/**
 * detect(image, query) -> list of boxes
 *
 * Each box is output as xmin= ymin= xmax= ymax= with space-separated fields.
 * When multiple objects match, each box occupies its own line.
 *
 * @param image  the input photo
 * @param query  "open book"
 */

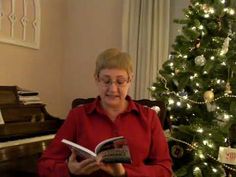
xmin=61 ymin=136 xmax=132 ymax=163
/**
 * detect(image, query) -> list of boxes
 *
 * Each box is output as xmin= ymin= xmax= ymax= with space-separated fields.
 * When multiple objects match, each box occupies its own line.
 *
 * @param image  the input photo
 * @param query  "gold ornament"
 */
xmin=202 ymin=4 xmax=209 ymax=13
xmin=203 ymin=90 xmax=214 ymax=102
xmin=217 ymin=18 xmax=222 ymax=31
xmin=175 ymin=69 xmax=180 ymax=74
xmin=195 ymin=38 xmax=201 ymax=48
xmin=225 ymin=82 xmax=232 ymax=94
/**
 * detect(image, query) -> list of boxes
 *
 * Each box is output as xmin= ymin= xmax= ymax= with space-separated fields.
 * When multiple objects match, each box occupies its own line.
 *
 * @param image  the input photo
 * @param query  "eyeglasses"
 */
xmin=98 ymin=77 xmax=130 ymax=88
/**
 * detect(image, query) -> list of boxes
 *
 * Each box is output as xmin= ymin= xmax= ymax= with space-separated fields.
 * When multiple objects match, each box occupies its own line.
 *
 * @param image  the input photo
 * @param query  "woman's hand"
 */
xmin=67 ymin=149 xmax=100 ymax=175
xmin=98 ymin=162 xmax=126 ymax=177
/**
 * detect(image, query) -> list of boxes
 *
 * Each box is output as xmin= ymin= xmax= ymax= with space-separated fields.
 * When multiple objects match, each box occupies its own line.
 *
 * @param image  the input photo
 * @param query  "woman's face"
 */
xmin=96 ymin=68 xmax=131 ymax=108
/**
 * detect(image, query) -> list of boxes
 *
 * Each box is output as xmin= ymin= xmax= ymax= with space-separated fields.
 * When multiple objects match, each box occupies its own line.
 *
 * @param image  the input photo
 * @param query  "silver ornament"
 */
xmin=206 ymin=102 xmax=217 ymax=112
xmin=220 ymin=36 xmax=231 ymax=55
xmin=193 ymin=166 xmax=203 ymax=177
xmin=195 ymin=55 xmax=206 ymax=66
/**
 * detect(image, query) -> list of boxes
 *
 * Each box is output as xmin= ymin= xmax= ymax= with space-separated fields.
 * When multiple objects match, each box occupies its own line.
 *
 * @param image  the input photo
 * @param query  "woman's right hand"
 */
xmin=68 ymin=149 xmax=100 ymax=175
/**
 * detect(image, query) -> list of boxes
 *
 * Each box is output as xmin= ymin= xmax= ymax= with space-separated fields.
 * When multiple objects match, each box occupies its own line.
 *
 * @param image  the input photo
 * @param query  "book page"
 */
xmin=0 ymin=109 xmax=5 ymax=125
xmin=61 ymin=139 xmax=96 ymax=158
xmin=62 ymin=137 xmax=132 ymax=163
xmin=95 ymin=136 xmax=125 ymax=154
xmin=95 ymin=136 xmax=132 ymax=164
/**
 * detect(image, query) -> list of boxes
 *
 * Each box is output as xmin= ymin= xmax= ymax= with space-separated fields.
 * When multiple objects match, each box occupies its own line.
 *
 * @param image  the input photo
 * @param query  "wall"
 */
xmin=0 ymin=0 xmax=187 ymax=119
xmin=169 ymin=0 xmax=189 ymax=52
xmin=0 ymin=0 xmax=124 ymax=118
xmin=0 ymin=0 xmax=66 ymax=118
xmin=62 ymin=0 xmax=124 ymax=116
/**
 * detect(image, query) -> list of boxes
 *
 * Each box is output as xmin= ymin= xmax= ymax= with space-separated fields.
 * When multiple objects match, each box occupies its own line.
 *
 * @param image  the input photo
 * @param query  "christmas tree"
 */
xmin=150 ymin=0 xmax=236 ymax=176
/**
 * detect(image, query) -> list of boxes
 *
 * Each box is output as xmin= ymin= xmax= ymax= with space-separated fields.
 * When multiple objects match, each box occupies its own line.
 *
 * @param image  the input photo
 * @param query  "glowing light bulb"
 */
xmin=197 ymin=128 xmax=203 ymax=133
xmin=229 ymin=9 xmax=235 ymax=15
xmin=168 ymin=98 xmax=174 ymax=105
xmin=187 ymin=104 xmax=191 ymax=109
xmin=199 ymin=25 xmax=204 ymax=30
xmin=203 ymin=140 xmax=208 ymax=145
xmin=150 ymin=86 xmax=156 ymax=91
xmin=208 ymin=143 xmax=213 ymax=148
xmin=209 ymin=8 xmax=215 ymax=14
xmin=221 ymin=62 xmax=226 ymax=65
xmin=199 ymin=153 xmax=205 ymax=159
xmin=221 ymin=0 xmax=225 ymax=3
xmin=193 ymin=167 xmax=201 ymax=174
xmin=224 ymin=114 xmax=230 ymax=121
xmin=176 ymin=101 xmax=181 ymax=107
xmin=212 ymin=168 xmax=217 ymax=173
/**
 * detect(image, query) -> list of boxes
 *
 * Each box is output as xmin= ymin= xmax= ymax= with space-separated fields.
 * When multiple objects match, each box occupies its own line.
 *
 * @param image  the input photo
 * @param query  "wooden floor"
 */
xmin=0 ymin=154 xmax=39 ymax=177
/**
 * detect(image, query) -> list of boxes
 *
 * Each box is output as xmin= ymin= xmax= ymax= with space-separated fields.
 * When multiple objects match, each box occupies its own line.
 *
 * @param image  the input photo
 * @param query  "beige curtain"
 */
xmin=122 ymin=0 xmax=170 ymax=99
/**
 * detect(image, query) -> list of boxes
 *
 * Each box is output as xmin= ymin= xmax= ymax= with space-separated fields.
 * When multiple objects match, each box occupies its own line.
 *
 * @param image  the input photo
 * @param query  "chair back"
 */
xmin=72 ymin=98 xmax=171 ymax=129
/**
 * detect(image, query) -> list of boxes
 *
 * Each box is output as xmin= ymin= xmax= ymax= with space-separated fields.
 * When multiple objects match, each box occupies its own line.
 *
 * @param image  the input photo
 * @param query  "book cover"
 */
xmin=61 ymin=136 xmax=132 ymax=164
xmin=17 ymin=87 xmax=39 ymax=95
xmin=18 ymin=91 xmax=39 ymax=96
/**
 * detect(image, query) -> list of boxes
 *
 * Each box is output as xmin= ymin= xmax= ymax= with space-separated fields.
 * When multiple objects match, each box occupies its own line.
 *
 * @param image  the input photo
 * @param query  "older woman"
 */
xmin=38 ymin=48 xmax=172 ymax=177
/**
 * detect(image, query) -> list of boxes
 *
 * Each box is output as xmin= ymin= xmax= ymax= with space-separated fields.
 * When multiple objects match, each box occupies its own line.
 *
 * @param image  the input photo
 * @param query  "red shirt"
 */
xmin=38 ymin=97 xmax=172 ymax=177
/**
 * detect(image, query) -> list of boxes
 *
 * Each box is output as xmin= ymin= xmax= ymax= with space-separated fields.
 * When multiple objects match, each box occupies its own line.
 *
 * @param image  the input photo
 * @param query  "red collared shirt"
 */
xmin=38 ymin=97 xmax=172 ymax=177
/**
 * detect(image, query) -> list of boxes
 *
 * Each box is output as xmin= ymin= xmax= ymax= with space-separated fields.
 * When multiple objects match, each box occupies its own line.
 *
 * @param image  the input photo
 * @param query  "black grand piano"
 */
xmin=0 ymin=86 xmax=63 ymax=177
